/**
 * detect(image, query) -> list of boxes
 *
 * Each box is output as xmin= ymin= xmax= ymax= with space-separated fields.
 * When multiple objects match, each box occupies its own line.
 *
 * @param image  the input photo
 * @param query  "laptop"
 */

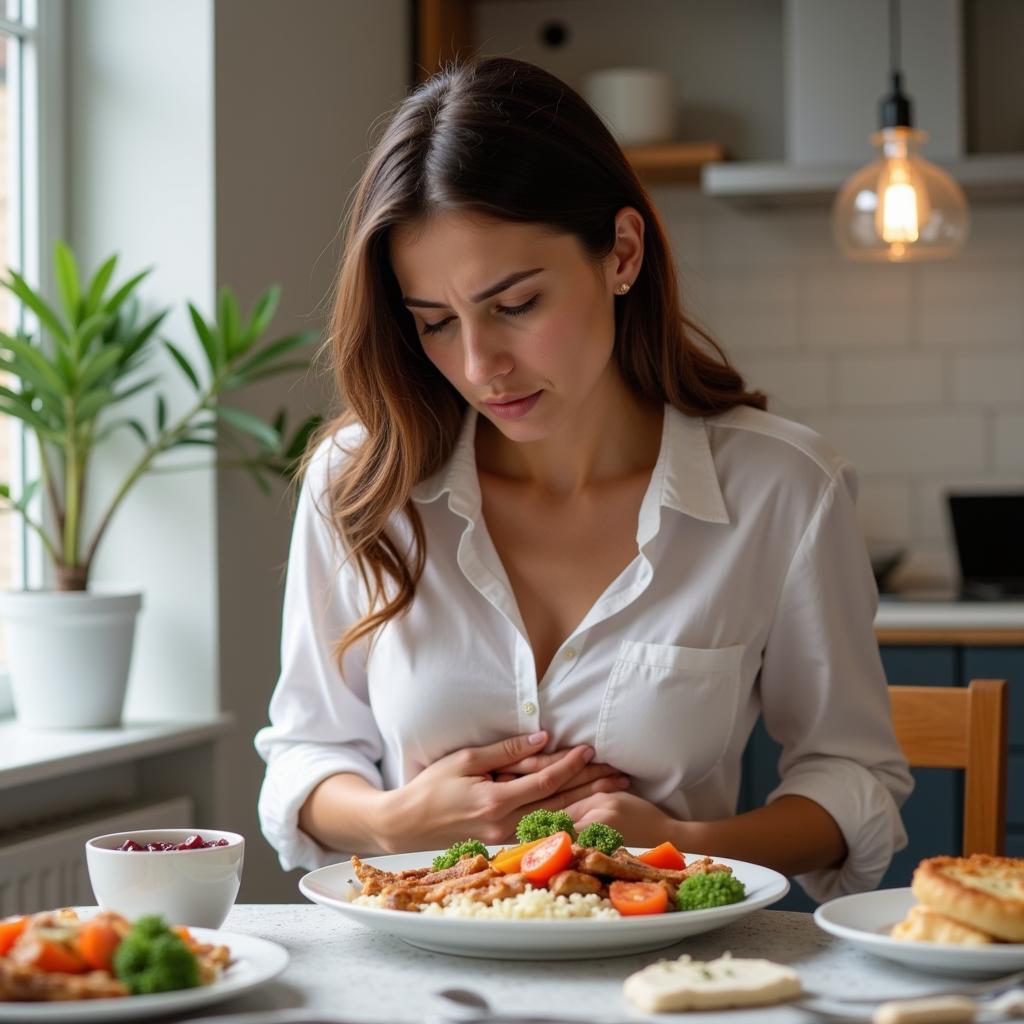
xmin=947 ymin=492 xmax=1024 ymax=600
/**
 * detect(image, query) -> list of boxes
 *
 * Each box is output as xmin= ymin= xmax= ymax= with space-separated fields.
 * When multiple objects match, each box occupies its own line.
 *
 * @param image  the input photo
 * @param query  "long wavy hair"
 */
xmin=308 ymin=56 xmax=766 ymax=666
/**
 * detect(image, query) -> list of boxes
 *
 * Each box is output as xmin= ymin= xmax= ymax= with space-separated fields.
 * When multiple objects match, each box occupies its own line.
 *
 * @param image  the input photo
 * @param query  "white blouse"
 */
xmin=255 ymin=404 xmax=912 ymax=901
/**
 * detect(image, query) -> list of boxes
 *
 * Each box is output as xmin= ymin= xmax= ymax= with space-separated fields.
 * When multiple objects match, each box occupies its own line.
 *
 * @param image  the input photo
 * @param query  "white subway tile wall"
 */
xmin=655 ymin=189 xmax=1024 ymax=588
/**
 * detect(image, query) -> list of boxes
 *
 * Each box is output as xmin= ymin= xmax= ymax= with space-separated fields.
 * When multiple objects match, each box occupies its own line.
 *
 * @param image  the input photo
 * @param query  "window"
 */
xmin=0 ymin=0 xmax=65 ymax=663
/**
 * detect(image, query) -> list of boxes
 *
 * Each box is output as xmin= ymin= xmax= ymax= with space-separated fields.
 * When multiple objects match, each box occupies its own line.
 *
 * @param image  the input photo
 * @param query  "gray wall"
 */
xmin=213 ymin=0 xmax=409 ymax=902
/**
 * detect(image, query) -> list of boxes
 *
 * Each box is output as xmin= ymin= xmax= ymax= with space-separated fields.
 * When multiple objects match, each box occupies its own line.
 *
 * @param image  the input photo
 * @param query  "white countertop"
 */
xmin=173 ymin=903 xmax=992 ymax=1023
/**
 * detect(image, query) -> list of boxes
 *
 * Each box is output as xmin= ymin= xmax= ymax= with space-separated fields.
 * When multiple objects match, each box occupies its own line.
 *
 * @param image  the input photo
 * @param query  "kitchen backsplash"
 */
xmin=653 ymin=187 xmax=1024 ymax=589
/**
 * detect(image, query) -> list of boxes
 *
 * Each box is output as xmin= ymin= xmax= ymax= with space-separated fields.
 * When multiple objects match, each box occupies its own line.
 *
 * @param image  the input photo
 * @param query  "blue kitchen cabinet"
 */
xmin=739 ymin=646 xmax=958 ymax=911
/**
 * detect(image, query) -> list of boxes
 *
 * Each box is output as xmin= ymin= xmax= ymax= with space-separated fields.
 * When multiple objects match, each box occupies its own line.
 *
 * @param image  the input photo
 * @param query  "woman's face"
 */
xmin=389 ymin=209 xmax=642 ymax=443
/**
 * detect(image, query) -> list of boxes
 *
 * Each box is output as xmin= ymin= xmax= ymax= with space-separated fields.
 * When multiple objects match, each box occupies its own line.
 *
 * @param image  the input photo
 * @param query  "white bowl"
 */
xmin=86 ymin=828 xmax=244 ymax=928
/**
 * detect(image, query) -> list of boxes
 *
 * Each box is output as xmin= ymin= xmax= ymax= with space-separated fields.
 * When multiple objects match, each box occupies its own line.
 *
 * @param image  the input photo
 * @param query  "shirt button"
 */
xmin=563 ymin=647 xmax=577 ymax=661
xmin=522 ymin=701 xmax=537 ymax=715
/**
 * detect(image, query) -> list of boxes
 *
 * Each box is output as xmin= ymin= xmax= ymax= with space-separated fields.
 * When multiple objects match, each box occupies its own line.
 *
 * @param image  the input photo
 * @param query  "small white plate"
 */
xmin=814 ymin=887 xmax=1024 ymax=978
xmin=0 ymin=927 xmax=289 ymax=1021
xmin=299 ymin=848 xmax=788 ymax=960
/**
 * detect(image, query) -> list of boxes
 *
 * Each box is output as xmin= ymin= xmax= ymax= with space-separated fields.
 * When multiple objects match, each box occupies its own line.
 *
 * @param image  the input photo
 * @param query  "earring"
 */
xmin=615 ymin=282 xmax=631 ymax=295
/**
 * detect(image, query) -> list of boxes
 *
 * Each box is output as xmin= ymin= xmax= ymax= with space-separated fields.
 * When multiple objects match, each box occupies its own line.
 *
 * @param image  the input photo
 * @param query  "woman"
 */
xmin=256 ymin=57 xmax=912 ymax=902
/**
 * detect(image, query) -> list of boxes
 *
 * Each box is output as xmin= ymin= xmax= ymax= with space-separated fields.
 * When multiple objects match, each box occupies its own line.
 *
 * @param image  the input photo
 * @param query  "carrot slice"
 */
xmin=637 ymin=841 xmax=686 ymax=871
xmin=0 ymin=916 xmax=28 ymax=957
xmin=609 ymin=880 xmax=669 ymax=916
xmin=520 ymin=831 xmax=574 ymax=885
xmin=17 ymin=937 xmax=88 ymax=974
xmin=491 ymin=837 xmax=546 ymax=874
xmin=75 ymin=919 xmax=122 ymax=971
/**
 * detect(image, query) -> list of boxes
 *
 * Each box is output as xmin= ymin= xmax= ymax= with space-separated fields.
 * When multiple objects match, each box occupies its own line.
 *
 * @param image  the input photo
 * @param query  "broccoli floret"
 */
xmin=515 ymin=809 xmax=577 ymax=844
xmin=576 ymin=822 xmax=624 ymax=855
xmin=431 ymin=838 xmax=489 ymax=871
xmin=675 ymin=872 xmax=747 ymax=911
xmin=112 ymin=915 xmax=200 ymax=995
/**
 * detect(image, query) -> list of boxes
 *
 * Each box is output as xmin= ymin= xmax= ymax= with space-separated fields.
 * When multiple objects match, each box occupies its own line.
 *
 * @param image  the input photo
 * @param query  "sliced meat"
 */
xmin=381 ymin=866 xmax=499 ymax=911
xmin=548 ymin=870 xmax=607 ymax=898
xmin=459 ymin=873 xmax=529 ymax=905
xmin=351 ymin=853 xmax=490 ymax=896
xmin=576 ymin=848 xmax=690 ymax=884
xmin=419 ymin=854 xmax=491 ymax=885
xmin=682 ymin=856 xmax=732 ymax=878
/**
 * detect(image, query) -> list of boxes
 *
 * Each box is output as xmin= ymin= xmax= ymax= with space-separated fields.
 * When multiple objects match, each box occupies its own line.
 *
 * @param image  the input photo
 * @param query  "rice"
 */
xmin=353 ymin=885 xmax=621 ymax=919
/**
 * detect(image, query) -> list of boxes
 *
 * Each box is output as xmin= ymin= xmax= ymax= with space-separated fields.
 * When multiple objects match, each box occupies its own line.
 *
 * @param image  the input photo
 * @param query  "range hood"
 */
xmin=700 ymin=0 xmax=1024 ymax=204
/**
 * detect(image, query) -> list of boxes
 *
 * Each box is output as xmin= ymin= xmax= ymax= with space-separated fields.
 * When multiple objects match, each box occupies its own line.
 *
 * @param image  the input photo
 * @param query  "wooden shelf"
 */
xmin=622 ymin=142 xmax=726 ymax=183
xmin=413 ymin=1 xmax=726 ymax=185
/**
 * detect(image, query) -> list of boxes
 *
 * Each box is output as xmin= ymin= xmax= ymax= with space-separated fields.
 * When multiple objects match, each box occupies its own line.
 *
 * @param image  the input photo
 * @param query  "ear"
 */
xmin=604 ymin=207 xmax=645 ymax=293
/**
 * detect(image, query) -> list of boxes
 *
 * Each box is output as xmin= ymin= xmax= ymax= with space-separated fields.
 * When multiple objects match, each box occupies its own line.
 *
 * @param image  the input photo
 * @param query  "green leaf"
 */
xmin=232 ymin=331 xmax=315 ymax=381
xmin=103 ymin=267 xmax=152 ymax=317
xmin=83 ymin=253 xmax=118 ymax=317
xmin=76 ymin=388 xmax=115 ymax=422
xmin=228 ymin=362 xmax=311 ymax=389
xmin=0 ymin=482 xmax=8 ymax=499
xmin=189 ymin=303 xmax=222 ymax=372
xmin=0 ymin=331 xmax=69 ymax=397
xmin=121 ymin=309 xmax=168 ymax=363
xmin=4 ymin=269 xmax=72 ymax=350
xmin=13 ymin=478 xmax=41 ymax=513
xmin=214 ymin=404 xmax=281 ymax=450
xmin=93 ymin=416 xmax=149 ymax=445
xmin=78 ymin=345 xmax=125 ymax=392
xmin=54 ymin=241 xmax=82 ymax=323
xmin=244 ymin=284 xmax=281 ymax=343
xmin=108 ymin=374 xmax=160 ymax=405
xmin=156 ymin=394 xmax=167 ymax=431
xmin=164 ymin=340 xmax=201 ymax=389
xmin=0 ymin=396 xmax=57 ymax=436
xmin=218 ymin=288 xmax=243 ymax=356
xmin=75 ymin=312 xmax=112 ymax=358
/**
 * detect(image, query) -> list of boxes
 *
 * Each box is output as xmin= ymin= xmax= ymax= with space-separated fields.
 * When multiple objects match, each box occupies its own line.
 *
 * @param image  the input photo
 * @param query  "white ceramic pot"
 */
xmin=583 ymin=67 xmax=676 ymax=146
xmin=0 ymin=589 xmax=143 ymax=728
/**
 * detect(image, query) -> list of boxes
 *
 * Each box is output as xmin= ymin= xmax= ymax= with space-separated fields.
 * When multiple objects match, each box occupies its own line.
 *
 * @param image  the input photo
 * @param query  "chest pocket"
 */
xmin=595 ymin=641 xmax=745 ymax=788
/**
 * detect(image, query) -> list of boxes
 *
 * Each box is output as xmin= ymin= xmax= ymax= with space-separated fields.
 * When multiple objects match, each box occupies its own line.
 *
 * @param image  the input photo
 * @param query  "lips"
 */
xmin=482 ymin=390 xmax=542 ymax=420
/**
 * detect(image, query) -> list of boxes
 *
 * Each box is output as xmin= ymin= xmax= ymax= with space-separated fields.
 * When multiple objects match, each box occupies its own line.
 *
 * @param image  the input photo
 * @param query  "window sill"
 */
xmin=0 ymin=714 xmax=234 ymax=789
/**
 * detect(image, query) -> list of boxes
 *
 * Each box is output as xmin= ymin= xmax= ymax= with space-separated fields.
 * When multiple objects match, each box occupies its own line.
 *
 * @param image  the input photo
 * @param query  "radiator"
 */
xmin=0 ymin=796 xmax=194 ymax=916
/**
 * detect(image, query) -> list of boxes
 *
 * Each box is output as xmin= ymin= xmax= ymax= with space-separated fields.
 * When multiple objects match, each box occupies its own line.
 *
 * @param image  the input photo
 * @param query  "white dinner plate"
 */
xmin=0 ymin=927 xmax=289 ymax=1021
xmin=814 ymin=887 xmax=1024 ymax=977
xmin=299 ymin=847 xmax=789 ymax=959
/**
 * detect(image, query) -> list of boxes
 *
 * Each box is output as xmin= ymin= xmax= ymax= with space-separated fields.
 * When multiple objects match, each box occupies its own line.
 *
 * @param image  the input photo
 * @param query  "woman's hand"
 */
xmin=380 ymin=731 xmax=628 ymax=852
xmin=564 ymin=791 xmax=685 ymax=850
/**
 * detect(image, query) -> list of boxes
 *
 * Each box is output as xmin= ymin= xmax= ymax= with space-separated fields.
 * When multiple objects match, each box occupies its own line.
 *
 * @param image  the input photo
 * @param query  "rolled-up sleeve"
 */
xmin=254 ymin=435 xmax=384 ymax=872
xmin=759 ymin=461 xmax=913 ymax=902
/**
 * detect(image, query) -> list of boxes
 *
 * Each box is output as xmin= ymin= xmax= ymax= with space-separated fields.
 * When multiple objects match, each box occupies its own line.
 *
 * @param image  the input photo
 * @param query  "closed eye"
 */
xmin=420 ymin=295 xmax=540 ymax=336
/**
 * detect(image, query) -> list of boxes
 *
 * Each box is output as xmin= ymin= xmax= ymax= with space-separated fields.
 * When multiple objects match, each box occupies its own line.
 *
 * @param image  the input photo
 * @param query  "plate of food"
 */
xmin=298 ymin=814 xmax=789 ymax=959
xmin=0 ymin=908 xmax=288 ymax=1019
xmin=814 ymin=854 xmax=1024 ymax=977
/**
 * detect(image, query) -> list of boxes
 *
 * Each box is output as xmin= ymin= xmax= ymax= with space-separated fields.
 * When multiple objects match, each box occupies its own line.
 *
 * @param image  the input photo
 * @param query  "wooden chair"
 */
xmin=888 ymin=678 xmax=1008 ymax=856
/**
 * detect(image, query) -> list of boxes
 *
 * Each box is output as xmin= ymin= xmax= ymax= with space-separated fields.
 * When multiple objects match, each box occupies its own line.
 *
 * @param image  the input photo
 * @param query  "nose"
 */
xmin=462 ymin=323 xmax=513 ymax=386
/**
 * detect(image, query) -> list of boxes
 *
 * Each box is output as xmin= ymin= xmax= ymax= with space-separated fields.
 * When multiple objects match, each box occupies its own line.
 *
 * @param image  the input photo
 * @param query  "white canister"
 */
xmin=583 ymin=67 xmax=676 ymax=147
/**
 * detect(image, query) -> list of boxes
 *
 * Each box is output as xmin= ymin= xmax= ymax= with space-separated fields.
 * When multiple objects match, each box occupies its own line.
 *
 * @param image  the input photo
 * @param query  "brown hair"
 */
xmin=309 ymin=57 xmax=766 ymax=665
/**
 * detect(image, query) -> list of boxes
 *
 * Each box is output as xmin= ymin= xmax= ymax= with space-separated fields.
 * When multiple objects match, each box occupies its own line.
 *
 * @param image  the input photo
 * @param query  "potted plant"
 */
xmin=0 ymin=242 xmax=320 ymax=728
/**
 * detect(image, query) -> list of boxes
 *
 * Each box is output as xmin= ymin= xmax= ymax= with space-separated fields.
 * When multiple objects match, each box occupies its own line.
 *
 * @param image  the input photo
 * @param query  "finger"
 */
xmin=549 ymin=764 xmax=624 ymax=794
xmin=497 ymin=748 xmax=578 ymax=776
xmin=514 ymin=775 xmax=625 ymax=819
xmin=457 ymin=731 xmax=549 ymax=775
xmin=496 ymin=745 xmax=594 ymax=806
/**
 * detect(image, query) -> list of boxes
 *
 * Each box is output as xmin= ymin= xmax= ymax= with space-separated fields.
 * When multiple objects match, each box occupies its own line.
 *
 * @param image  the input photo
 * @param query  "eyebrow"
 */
xmin=401 ymin=268 xmax=544 ymax=309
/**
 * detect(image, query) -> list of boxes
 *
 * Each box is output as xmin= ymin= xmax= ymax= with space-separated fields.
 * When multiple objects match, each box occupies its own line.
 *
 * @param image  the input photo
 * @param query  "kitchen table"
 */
xmin=168 ymin=903 xmax=989 ymax=1023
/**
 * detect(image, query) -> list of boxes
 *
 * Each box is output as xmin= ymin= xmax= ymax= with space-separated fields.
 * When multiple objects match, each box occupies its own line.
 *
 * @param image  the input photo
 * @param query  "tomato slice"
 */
xmin=637 ymin=841 xmax=686 ymax=871
xmin=609 ymin=880 xmax=669 ymax=916
xmin=519 ymin=831 xmax=574 ymax=884
xmin=491 ymin=837 xmax=546 ymax=875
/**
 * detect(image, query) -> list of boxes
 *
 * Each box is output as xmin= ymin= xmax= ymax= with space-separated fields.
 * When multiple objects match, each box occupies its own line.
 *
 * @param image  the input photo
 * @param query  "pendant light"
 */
xmin=831 ymin=0 xmax=969 ymax=262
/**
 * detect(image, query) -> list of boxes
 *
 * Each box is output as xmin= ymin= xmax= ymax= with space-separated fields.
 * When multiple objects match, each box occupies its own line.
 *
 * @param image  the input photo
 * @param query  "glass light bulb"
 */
xmin=832 ymin=127 xmax=969 ymax=262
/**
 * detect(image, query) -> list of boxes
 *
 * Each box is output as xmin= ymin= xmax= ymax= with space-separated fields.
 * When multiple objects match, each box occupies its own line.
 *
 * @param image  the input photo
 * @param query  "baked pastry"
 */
xmin=911 ymin=854 xmax=1024 ymax=942
xmin=890 ymin=902 xmax=996 ymax=945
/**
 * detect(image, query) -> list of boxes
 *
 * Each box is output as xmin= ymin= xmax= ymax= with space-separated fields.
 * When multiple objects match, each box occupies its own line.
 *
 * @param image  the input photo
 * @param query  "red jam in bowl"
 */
xmin=116 ymin=835 xmax=230 ymax=852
